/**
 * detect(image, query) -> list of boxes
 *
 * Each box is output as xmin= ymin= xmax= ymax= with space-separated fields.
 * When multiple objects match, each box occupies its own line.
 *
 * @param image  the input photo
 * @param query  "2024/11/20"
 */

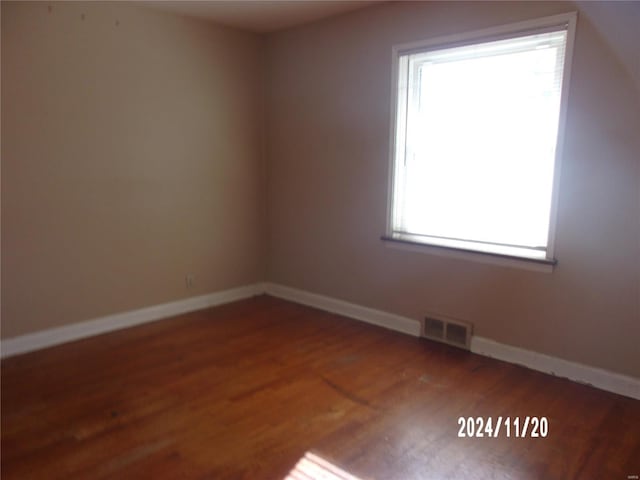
xmin=457 ymin=416 xmax=548 ymax=438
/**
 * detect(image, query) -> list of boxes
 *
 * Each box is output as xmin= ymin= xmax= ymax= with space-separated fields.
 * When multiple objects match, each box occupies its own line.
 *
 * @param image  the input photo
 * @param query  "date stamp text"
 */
xmin=457 ymin=416 xmax=548 ymax=438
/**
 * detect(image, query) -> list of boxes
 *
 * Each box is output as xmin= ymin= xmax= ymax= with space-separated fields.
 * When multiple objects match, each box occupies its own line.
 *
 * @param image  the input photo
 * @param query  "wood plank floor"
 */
xmin=2 ymin=295 xmax=639 ymax=479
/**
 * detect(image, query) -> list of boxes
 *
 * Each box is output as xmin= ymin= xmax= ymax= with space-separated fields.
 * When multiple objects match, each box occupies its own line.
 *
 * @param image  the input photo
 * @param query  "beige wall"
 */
xmin=266 ymin=2 xmax=640 ymax=377
xmin=1 ymin=2 xmax=265 ymax=338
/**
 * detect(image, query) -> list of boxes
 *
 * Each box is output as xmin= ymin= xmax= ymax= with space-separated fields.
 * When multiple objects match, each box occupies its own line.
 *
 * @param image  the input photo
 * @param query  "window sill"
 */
xmin=381 ymin=235 xmax=557 ymax=273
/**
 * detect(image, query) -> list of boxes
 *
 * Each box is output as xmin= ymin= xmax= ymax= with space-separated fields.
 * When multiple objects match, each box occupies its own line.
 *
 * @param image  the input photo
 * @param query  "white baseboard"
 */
xmin=264 ymin=282 xmax=640 ymax=400
xmin=263 ymin=282 xmax=421 ymax=336
xmin=470 ymin=337 xmax=640 ymax=400
xmin=3 ymin=281 xmax=638 ymax=400
xmin=1 ymin=283 xmax=265 ymax=359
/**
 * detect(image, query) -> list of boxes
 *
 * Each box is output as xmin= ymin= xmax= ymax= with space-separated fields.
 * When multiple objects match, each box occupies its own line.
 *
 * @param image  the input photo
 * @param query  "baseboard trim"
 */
xmin=470 ymin=337 xmax=640 ymax=400
xmin=263 ymin=282 xmax=421 ymax=337
xmin=3 ymin=281 xmax=638 ymax=400
xmin=1 ymin=283 xmax=265 ymax=359
xmin=264 ymin=282 xmax=639 ymax=400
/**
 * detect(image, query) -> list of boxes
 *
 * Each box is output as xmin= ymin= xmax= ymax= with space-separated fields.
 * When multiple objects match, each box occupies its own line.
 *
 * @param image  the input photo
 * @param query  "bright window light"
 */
xmin=388 ymin=15 xmax=576 ymax=262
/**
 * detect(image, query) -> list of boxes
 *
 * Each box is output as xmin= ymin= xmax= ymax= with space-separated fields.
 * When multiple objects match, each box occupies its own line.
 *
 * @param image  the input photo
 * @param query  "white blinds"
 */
xmin=392 ymin=28 xmax=568 ymax=258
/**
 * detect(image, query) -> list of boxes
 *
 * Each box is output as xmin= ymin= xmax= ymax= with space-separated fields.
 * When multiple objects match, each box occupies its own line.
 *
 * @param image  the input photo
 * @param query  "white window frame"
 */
xmin=384 ymin=12 xmax=577 ymax=273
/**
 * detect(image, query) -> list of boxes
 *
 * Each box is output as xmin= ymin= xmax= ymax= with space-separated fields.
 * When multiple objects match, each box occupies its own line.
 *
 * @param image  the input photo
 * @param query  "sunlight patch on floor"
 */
xmin=285 ymin=452 xmax=363 ymax=480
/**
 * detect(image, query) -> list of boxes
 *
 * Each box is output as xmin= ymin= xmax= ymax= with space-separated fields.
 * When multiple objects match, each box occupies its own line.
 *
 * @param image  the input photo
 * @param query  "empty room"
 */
xmin=1 ymin=1 xmax=639 ymax=478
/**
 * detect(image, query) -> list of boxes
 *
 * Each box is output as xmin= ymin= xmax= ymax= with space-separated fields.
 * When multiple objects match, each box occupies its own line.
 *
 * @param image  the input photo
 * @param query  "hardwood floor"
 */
xmin=2 ymin=295 xmax=639 ymax=479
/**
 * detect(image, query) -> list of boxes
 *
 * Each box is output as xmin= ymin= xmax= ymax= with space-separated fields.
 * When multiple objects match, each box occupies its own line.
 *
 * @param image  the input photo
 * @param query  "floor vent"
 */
xmin=421 ymin=314 xmax=472 ymax=350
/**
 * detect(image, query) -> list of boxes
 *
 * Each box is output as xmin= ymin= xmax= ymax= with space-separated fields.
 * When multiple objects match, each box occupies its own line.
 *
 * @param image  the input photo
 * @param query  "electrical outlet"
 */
xmin=185 ymin=274 xmax=194 ymax=289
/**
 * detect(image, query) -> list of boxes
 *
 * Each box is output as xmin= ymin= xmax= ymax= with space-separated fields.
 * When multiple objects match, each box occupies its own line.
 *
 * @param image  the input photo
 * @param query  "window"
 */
xmin=385 ymin=13 xmax=577 ymax=266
